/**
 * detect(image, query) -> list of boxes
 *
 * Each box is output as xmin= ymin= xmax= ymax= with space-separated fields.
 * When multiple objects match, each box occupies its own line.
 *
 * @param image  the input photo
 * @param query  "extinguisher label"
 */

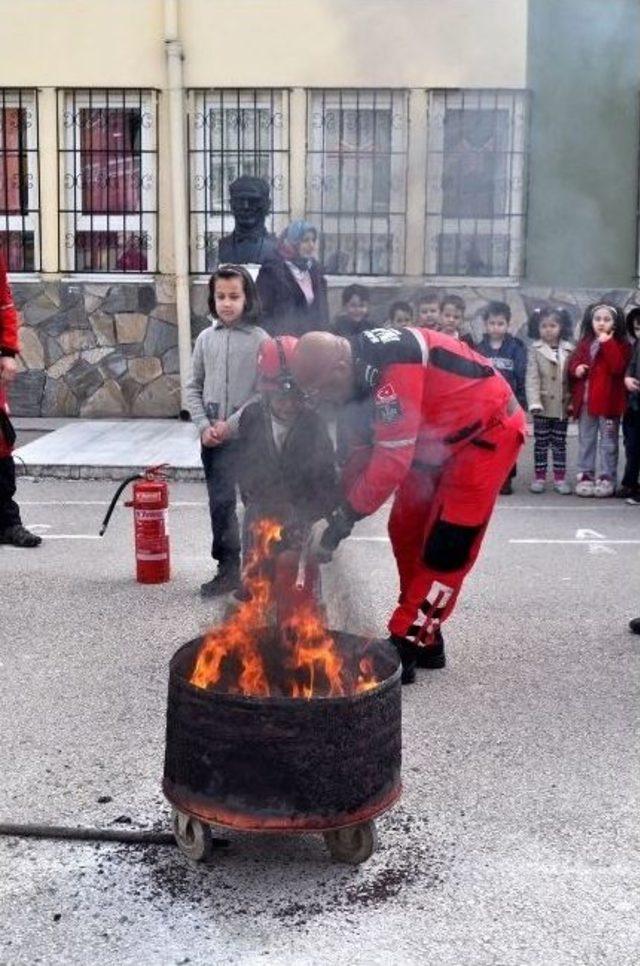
xmin=137 ymin=491 xmax=164 ymax=504
xmin=134 ymin=509 xmax=169 ymax=557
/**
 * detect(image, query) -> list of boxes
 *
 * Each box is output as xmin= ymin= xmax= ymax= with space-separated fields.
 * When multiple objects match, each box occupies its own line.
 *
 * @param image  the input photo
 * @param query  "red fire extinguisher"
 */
xmin=99 ymin=465 xmax=170 ymax=584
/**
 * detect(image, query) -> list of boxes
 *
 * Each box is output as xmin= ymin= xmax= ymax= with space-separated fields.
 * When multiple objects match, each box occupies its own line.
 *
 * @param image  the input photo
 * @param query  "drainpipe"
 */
xmin=164 ymin=0 xmax=192 ymax=416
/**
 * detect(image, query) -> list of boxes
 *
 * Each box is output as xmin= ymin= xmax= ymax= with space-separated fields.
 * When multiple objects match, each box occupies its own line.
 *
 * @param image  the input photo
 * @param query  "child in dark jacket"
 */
xmin=237 ymin=336 xmax=339 ymax=617
xmin=568 ymin=302 xmax=631 ymax=498
xmin=476 ymin=300 xmax=527 ymax=493
xmin=333 ymin=284 xmax=372 ymax=338
xmin=619 ymin=307 xmax=640 ymax=501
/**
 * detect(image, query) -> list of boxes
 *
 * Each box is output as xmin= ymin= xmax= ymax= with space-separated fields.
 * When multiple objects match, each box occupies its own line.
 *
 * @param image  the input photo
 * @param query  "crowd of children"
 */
xmin=187 ymin=266 xmax=640 ymax=594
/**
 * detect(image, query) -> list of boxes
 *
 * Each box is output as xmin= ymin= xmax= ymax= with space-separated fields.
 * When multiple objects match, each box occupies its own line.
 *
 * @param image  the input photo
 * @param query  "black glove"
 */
xmin=319 ymin=503 xmax=362 ymax=555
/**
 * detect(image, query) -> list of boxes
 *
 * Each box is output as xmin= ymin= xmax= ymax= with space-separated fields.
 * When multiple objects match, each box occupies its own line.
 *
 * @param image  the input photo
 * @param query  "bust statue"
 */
xmin=216 ymin=175 xmax=278 ymax=268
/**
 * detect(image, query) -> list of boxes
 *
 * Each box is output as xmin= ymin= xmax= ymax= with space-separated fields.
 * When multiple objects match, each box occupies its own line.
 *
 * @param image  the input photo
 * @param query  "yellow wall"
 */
xmin=0 ymin=0 xmax=527 ymax=276
xmin=1 ymin=0 xmax=527 ymax=88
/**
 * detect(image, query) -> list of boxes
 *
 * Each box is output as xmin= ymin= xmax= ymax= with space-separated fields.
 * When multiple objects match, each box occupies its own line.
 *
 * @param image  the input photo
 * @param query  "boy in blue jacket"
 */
xmin=476 ymin=301 xmax=527 ymax=493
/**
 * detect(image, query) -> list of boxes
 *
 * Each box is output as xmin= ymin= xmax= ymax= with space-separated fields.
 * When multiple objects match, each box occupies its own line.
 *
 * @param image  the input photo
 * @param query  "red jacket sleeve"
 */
xmin=598 ymin=337 xmax=631 ymax=375
xmin=567 ymin=340 xmax=589 ymax=381
xmin=344 ymin=362 xmax=424 ymax=516
xmin=0 ymin=260 xmax=20 ymax=356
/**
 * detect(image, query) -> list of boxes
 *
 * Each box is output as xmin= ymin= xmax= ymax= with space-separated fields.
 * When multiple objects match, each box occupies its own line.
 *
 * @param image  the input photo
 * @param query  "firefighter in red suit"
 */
xmin=0 ymin=258 xmax=41 ymax=547
xmin=291 ymin=326 xmax=525 ymax=684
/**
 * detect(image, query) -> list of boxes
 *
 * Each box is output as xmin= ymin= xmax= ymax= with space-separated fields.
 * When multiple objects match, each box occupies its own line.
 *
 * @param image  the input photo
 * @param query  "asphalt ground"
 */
xmin=1 ymin=439 xmax=639 ymax=966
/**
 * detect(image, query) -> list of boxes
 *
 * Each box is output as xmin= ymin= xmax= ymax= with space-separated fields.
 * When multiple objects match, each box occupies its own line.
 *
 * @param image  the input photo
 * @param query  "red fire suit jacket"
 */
xmin=0 ymin=259 xmax=20 ymax=457
xmin=567 ymin=336 xmax=631 ymax=419
xmin=340 ymin=327 xmax=515 ymax=518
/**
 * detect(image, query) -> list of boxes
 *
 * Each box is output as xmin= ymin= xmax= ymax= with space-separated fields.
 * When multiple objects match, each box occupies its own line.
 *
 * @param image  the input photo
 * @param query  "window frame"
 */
xmin=424 ymin=88 xmax=530 ymax=281
xmin=0 ymin=88 xmax=40 ymax=273
xmin=57 ymin=88 xmax=159 ymax=275
xmin=305 ymin=88 xmax=409 ymax=276
xmin=188 ymin=87 xmax=291 ymax=275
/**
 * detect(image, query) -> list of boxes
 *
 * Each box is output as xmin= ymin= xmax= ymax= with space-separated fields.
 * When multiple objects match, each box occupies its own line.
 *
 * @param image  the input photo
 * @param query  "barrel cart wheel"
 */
xmin=171 ymin=807 xmax=213 ymax=862
xmin=323 ymin=820 xmax=378 ymax=864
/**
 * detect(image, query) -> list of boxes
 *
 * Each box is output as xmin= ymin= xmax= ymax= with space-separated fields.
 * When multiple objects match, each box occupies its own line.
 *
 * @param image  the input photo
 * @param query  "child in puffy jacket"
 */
xmin=526 ymin=307 xmax=574 ymax=494
xmin=568 ymin=302 xmax=631 ymax=498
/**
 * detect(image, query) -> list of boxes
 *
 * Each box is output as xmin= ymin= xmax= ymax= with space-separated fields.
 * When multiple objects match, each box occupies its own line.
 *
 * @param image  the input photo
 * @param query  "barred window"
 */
xmin=189 ymin=89 xmax=290 ymax=273
xmin=0 ymin=89 xmax=39 ymax=272
xmin=58 ymin=89 xmax=158 ymax=273
xmin=425 ymin=90 xmax=529 ymax=278
xmin=306 ymin=90 xmax=408 ymax=275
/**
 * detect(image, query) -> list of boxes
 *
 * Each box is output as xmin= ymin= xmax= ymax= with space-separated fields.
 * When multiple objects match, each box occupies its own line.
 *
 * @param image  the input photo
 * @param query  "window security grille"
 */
xmin=57 ymin=89 xmax=158 ymax=273
xmin=425 ymin=89 xmax=530 ymax=279
xmin=188 ymin=89 xmax=290 ymax=273
xmin=306 ymin=89 xmax=409 ymax=275
xmin=0 ymin=89 xmax=40 ymax=272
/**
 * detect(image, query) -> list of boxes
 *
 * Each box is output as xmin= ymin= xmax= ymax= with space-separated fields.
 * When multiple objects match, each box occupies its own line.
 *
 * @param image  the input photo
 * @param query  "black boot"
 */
xmin=200 ymin=561 xmax=241 ymax=598
xmin=0 ymin=524 xmax=42 ymax=547
xmin=416 ymin=629 xmax=446 ymax=669
xmin=388 ymin=634 xmax=417 ymax=686
xmin=629 ymin=618 xmax=640 ymax=634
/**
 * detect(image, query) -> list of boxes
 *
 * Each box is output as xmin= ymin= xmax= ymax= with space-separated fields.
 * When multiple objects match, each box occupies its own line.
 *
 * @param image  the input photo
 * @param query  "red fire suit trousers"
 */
xmin=387 ymin=406 xmax=525 ymax=643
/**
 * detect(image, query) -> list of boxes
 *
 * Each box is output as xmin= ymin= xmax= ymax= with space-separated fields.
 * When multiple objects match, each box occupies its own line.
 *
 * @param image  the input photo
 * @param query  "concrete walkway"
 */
xmin=14 ymin=419 xmax=203 ymax=480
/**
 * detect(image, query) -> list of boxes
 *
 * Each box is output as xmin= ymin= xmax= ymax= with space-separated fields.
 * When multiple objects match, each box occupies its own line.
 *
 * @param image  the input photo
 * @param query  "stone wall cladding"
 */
xmin=11 ymin=277 xmax=640 ymax=417
xmin=10 ymin=280 xmax=181 ymax=418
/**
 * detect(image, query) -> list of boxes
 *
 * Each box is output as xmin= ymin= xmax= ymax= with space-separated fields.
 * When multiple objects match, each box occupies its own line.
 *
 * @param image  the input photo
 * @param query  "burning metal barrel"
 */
xmin=163 ymin=631 xmax=401 ymax=864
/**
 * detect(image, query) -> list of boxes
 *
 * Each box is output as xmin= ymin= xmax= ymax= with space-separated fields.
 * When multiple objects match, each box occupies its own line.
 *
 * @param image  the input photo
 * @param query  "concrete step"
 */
xmin=14 ymin=419 xmax=204 ymax=481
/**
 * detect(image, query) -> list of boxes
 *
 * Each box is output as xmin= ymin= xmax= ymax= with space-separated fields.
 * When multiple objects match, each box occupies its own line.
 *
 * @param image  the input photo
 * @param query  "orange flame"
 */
xmin=190 ymin=519 xmax=282 ymax=695
xmin=283 ymin=605 xmax=346 ymax=698
xmin=189 ymin=517 xmax=380 ymax=698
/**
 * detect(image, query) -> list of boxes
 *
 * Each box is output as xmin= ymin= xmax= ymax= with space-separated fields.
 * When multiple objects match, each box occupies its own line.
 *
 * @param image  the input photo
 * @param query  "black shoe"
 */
xmin=616 ymin=484 xmax=636 ymax=499
xmin=388 ymin=634 xmax=417 ymax=685
xmin=416 ymin=629 xmax=446 ymax=669
xmin=629 ymin=618 xmax=640 ymax=634
xmin=500 ymin=480 xmax=513 ymax=495
xmin=200 ymin=564 xmax=241 ymax=598
xmin=0 ymin=524 xmax=42 ymax=547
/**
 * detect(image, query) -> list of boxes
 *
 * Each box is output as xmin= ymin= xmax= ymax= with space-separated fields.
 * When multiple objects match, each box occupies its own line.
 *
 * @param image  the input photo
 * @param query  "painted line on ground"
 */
xmin=19 ymin=500 xmax=206 ymax=507
xmin=510 ymin=538 xmax=640 ymax=545
xmin=18 ymin=500 xmax=636 ymax=512
xmin=40 ymin=534 xmax=102 ymax=540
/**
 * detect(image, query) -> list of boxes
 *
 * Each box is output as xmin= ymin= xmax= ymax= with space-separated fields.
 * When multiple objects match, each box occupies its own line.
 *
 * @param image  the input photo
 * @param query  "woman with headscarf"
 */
xmin=256 ymin=220 xmax=329 ymax=337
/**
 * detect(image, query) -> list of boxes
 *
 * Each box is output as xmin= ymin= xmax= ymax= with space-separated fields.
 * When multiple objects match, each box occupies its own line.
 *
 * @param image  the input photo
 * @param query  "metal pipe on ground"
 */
xmin=0 ymin=823 xmax=228 ymax=848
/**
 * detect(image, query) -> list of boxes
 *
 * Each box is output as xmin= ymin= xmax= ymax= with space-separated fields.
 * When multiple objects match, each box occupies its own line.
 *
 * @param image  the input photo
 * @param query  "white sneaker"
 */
xmin=594 ymin=478 xmax=615 ymax=498
xmin=575 ymin=476 xmax=595 ymax=497
xmin=529 ymin=478 xmax=546 ymax=493
xmin=553 ymin=479 xmax=572 ymax=495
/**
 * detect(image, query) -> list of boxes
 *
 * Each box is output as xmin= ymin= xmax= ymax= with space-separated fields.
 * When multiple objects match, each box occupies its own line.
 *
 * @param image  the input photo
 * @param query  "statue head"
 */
xmin=229 ymin=176 xmax=271 ymax=233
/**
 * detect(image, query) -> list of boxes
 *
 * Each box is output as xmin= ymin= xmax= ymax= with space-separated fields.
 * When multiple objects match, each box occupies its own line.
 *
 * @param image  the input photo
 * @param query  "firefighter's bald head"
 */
xmin=291 ymin=332 xmax=354 ymax=406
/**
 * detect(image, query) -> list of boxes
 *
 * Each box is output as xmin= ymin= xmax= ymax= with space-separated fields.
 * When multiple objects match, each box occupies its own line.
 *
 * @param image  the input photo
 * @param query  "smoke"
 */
xmin=527 ymin=0 xmax=640 ymax=287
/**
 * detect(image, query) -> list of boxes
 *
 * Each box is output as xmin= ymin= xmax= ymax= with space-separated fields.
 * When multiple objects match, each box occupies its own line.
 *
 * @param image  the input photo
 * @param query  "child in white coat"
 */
xmin=526 ymin=307 xmax=574 ymax=494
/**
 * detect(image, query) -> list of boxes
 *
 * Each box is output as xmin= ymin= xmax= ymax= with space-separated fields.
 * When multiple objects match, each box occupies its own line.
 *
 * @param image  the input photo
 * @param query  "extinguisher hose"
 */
xmin=99 ymin=473 xmax=143 ymax=537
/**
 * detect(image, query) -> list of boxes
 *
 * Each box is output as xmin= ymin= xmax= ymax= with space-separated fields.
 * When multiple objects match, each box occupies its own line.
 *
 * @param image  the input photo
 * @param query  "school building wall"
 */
xmin=4 ymin=0 xmax=640 ymax=418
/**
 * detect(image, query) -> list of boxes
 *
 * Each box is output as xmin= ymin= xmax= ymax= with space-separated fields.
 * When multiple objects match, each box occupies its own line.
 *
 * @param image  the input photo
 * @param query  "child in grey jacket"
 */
xmin=526 ymin=307 xmax=574 ymax=494
xmin=185 ymin=264 xmax=268 ymax=596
